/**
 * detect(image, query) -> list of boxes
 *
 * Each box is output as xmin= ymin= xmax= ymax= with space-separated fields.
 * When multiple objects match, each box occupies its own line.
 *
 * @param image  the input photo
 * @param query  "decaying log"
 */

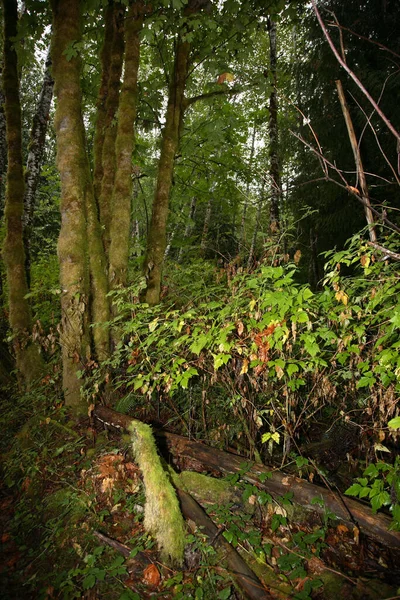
xmin=93 ymin=406 xmax=400 ymax=549
xmin=177 ymin=488 xmax=273 ymax=600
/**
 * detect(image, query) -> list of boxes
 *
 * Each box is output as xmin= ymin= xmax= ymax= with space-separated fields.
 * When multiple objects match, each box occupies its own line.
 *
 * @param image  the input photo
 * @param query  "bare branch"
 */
xmin=367 ymin=241 xmax=400 ymax=261
xmin=311 ymin=0 xmax=400 ymax=142
xmin=335 ymin=80 xmax=377 ymax=242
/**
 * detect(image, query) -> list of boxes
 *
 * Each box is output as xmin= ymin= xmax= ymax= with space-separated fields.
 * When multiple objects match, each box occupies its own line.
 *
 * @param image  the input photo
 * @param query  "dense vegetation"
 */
xmin=0 ymin=0 xmax=399 ymax=598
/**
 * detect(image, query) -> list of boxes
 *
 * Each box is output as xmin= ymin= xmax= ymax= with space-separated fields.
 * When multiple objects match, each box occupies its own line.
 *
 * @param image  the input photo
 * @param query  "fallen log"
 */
xmin=93 ymin=406 xmax=400 ymax=549
xmin=177 ymin=488 xmax=273 ymax=600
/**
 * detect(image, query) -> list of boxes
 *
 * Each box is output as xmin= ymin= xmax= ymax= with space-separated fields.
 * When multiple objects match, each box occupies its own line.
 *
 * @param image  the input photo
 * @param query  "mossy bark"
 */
xmin=98 ymin=3 xmax=125 ymax=255
xmin=92 ymin=1 xmax=115 ymax=205
xmin=108 ymin=4 xmax=143 ymax=335
xmin=2 ymin=0 xmax=43 ymax=383
xmin=129 ymin=420 xmax=185 ymax=566
xmin=142 ymin=36 xmax=191 ymax=305
xmin=51 ymin=0 xmax=91 ymax=410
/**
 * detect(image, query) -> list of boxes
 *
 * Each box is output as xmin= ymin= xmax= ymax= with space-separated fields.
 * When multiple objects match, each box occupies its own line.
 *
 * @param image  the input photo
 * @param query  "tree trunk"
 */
xmin=240 ymin=122 xmax=256 ymax=253
xmin=92 ymin=1 xmax=115 ymax=205
xmin=51 ymin=0 xmax=91 ymax=410
xmin=108 ymin=3 xmax=143 ymax=299
xmin=178 ymin=195 xmax=197 ymax=262
xmin=267 ymin=18 xmax=281 ymax=236
xmin=247 ymin=179 xmax=265 ymax=269
xmin=200 ymin=195 xmax=212 ymax=257
xmin=23 ymin=46 xmax=54 ymax=288
xmin=0 ymin=85 xmax=6 ymax=214
xmin=2 ymin=0 xmax=42 ymax=383
xmin=142 ymin=36 xmax=191 ymax=305
xmin=97 ymin=3 xmax=125 ymax=255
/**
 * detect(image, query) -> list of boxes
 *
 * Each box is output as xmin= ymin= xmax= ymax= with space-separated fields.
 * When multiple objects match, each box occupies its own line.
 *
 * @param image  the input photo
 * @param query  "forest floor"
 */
xmin=0 ymin=382 xmax=400 ymax=600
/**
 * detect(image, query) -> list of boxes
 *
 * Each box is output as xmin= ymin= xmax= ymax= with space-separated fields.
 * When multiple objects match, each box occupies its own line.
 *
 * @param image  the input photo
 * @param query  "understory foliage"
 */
xmin=105 ymin=234 xmax=400 ymax=452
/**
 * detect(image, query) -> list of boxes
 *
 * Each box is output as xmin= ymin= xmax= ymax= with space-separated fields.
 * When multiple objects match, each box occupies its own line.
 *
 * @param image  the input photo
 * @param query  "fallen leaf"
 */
xmin=143 ymin=564 xmax=161 ymax=587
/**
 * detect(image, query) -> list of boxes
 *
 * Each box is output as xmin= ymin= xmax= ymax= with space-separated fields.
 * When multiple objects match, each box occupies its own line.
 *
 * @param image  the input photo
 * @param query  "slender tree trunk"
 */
xmin=267 ymin=18 xmax=281 ymax=236
xmin=51 ymin=0 xmax=91 ymax=410
xmin=200 ymin=195 xmax=212 ymax=257
xmin=240 ymin=123 xmax=256 ymax=252
xmin=92 ymin=1 xmax=115 ymax=205
xmin=2 ymin=0 xmax=42 ymax=383
xmin=0 ymin=85 xmax=6 ymax=214
xmin=97 ymin=3 xmax=125 ymax=255
xmin=178 ymin=195 xmax=197 ymax=262
xmin=23 ymin=46 xmax=54 ymax=288
xmin=108 ymin=3 xmax=143 ymax=294
xmin=142 ymin=36 xmax=191 ymax=305
xmin=247 ymin=180 xmax=264 ymax=269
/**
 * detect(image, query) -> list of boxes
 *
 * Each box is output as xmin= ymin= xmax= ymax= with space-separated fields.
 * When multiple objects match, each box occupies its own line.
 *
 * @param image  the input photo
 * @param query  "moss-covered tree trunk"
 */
xmin=97 ymin=3 xmax=125 ymax=256
xmin=2 ymin=0 xmax=42 ymax=383
xmin=142 ymin=37 xmax=191 ymax=305
xmin=51 ymin=0 xmax=91 ymax=410
xmin=108 ymin=3 xmax=143 ymax=305
xmin=92 ymin=1 xmax=116 ymax=205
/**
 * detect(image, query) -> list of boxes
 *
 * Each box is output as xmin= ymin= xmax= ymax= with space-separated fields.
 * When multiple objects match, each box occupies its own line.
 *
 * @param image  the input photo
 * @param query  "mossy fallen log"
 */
xmin=94 ymin=406 xmax=400 ymax=550
xmin=94 ymin=409 xmax=185 ymax=565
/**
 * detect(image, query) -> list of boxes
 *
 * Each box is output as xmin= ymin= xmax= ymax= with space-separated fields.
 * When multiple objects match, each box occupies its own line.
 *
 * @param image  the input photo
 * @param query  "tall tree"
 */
xmin=108 ymin=2 xmax=144 ymax=300
xmin=142 ymin=32 xmax=191 ymax=305
xmin=51 ymin=0 xmax=91 ymax=409
xmin=2 ymin=0 xmax=42 ymax=383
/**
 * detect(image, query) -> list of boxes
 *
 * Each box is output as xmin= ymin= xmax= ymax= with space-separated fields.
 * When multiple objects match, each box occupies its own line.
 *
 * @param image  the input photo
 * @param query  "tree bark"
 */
xmin=92 ymin=1 xmax=115 ymax=205
xmin=23 ymin=46 xmax=54 ymax=288
xmin=51 ymin=0 xmax=91 ymax=409
xmin=142 ymin=36 xmax=191 ymax=305
xmin=97 ymin=2 xmax=125 ymax=255
xmin=108 ymin=3 xmax=143 ymax=298
xmin=267 ymin=18 xmax=281 ymax=236
xmin=0 ymin=85 xmax=6 ymax=213
xmin=2 ymin=0 xmax=42 ymax=383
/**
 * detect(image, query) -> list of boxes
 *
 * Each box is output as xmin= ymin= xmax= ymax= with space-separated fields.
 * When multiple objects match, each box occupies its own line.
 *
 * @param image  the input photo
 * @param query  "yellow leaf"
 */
xmin=249 ymin=299 xmax=257 ymax=310
xmin=240 ymin=358 xmax=249 ymax=375
xmin=335 ymin=290 xmax=348 ymax=305
xmin=275 ymin=365 xmax=284 ymax=379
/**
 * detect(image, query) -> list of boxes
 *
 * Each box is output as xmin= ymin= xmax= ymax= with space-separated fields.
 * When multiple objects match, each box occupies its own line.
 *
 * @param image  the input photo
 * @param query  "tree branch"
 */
xmin=184 ymin=85 xmax=244 ymax=109
xmin=311 ymin=0 xmax=400 ymax=142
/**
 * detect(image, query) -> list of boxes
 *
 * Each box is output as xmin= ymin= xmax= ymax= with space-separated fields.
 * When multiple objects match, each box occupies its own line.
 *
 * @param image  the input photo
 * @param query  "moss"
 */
xmin=98 ymin=3 xmax=125 ymax=255
xmin=51 ymin=0 xmax=91 ymax=409
xmin=129 ymin=420 xmax=185 ymax=566
xmin=108 ymin=4 xmax=143 ymax=306
xmin=178 ymin=471 xmax=241 ymax=505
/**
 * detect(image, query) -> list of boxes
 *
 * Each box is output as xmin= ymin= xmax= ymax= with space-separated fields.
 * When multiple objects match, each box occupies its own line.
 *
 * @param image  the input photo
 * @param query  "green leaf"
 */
xmin=83 ymin=574 xmax=96 ymax=590
xmin=388 ymin=417 xmax=400 ymax=430
xmin=213 ymin=353 xmax=231 ymax=370
xmin=218 ymin=587 xmax=232 ymax=600
xmin=345 ymin=483 xmax=362 ymax=497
